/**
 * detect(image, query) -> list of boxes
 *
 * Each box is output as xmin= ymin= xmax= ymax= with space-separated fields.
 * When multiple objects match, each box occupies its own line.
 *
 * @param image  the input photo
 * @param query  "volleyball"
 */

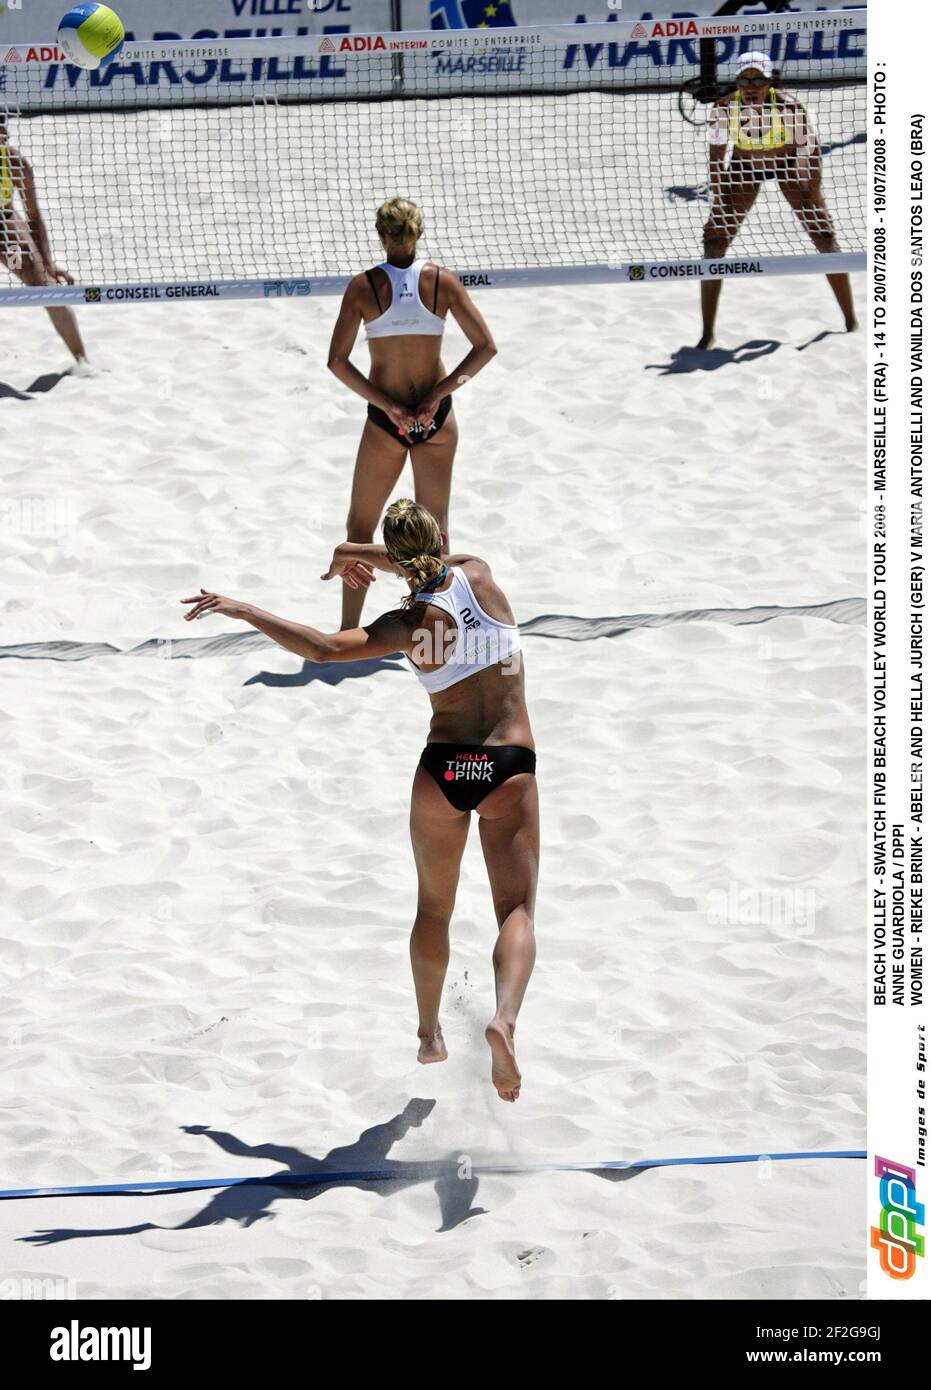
xmin=57 ymin=4 xmax=125 ymax=71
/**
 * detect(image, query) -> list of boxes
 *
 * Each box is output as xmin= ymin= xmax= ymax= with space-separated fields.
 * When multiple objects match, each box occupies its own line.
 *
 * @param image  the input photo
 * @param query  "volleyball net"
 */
xmin=0 ymin=11 xmax=866 ymax=306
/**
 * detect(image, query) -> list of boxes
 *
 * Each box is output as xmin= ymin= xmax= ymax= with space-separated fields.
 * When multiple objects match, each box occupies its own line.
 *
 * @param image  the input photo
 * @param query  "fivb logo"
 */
xmin=870 ymin=1155 xmax=926 ymax=1279
xmin=263 ymin=279 xmax=311 ymax=297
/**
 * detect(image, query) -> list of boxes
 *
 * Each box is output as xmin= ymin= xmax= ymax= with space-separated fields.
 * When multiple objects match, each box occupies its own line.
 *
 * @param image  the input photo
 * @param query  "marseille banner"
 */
xmin=0 ymin=0 xmax=865 ymax=45
xmin=1 ymin=9 xmax=866 ymax=110
xmin=421 ymin=1 xmax=869 ymax=28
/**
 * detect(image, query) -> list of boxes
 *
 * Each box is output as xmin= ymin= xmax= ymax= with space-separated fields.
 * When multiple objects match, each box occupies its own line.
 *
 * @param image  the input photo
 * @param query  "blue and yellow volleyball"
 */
xmin=57 ymin=4 xmax=125 ymax=71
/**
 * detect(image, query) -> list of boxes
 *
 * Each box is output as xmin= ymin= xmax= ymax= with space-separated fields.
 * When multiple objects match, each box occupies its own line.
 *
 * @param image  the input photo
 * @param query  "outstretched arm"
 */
xmin=181 ymin=588 xmax=417 ymax=663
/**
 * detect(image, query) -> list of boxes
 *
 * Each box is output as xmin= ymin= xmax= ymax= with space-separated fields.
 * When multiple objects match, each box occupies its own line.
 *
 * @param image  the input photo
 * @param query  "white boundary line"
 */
xmin=0 ymin=254 xmax=866 ymax=307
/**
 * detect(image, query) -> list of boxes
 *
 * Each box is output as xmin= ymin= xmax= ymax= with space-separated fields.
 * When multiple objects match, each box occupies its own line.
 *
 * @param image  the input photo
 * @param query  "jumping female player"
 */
xmin=181 ymin=499 xmax=537 ymax=1103
xmin=698 ymin=51 xmax=857 ymax=349
xmin=327 ymin=198 xmax=497 ymax=631
xmin=0 ymin=108 xmax=86 ymax=363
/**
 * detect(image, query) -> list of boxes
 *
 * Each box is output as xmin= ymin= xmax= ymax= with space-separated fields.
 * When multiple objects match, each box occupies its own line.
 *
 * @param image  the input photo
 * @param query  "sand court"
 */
xmin=0 ymin=264 xmax=866 ymax=1297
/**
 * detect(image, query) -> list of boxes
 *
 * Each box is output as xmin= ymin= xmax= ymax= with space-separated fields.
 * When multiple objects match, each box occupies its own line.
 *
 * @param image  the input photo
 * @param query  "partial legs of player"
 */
xmin=697 ymin=183 xmax=760 ymax=350
xmin=341 ymin=415 xmax=457 ymax=631
xmin=408 ymin=765 xmax=471 ymax=1066
xmin=341 ymin=421 xmax=407 ymax=630
xmin=410 ymin=412 xmax=457 ymax=543
xmin=477 ymin=772 xmax=539 ymax=1104
xmin=1 ymin=213 xmax=86 ymax=364
xmin=779 ymin=171 xmax=857 ymax=331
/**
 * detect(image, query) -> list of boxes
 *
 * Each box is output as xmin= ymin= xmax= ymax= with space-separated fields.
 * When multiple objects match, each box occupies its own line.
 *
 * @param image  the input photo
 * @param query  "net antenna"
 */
xmin=0 ymin=12 xmax=866 ymax=308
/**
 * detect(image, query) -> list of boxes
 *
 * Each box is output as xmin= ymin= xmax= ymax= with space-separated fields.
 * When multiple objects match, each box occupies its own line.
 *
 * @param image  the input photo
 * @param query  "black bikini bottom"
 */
xmin=419 ymin=743 xmax=536 ymax=813
xmin=727 ymin=151 xmax=799 ymax=184
xmin=367 ymin=394 xmax=452 ymax=447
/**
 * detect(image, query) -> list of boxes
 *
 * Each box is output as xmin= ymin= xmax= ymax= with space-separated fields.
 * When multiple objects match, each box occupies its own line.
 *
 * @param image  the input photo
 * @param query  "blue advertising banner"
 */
xmin=0 ymin=3 xmax=867 ymax=108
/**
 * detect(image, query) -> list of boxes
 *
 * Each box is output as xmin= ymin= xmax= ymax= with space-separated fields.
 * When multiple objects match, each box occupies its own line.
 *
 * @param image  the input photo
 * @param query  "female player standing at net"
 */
xmin=327 ymin=198 xmax=497 ymax=630
xmin=182 ymin=499 xmax=537 ymax=1103
xmin=0 ymin=108 xmax=87 ymax=364
xmin=697 ymin=51 xmax=857 ymax=350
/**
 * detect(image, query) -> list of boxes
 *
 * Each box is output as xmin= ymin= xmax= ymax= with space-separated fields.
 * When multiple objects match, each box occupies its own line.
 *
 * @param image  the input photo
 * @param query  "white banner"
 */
xmin=867 ymin=0 xmax=930 ymax=1302
xmin=0 ymin=12 xmax=867 ymax=109
xmin=0 ymin=0 xmax=867 ymax=42
xmin=399 ymin=11 xmax=866 ymax=95
xmin=420 ymin=1 xmax=869 ymax=30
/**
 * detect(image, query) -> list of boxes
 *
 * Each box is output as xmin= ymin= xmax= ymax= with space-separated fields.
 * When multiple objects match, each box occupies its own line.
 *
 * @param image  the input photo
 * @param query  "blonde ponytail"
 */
xmin=375 ymin=197 xmax=424 ymax=254
xmin=383 ymin=499 xmax=444 ymax=607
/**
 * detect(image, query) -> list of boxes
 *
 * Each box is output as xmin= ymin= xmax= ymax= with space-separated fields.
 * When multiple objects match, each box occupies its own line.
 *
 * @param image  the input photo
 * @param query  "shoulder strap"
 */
xmin=365 ymin=268 xmax=384 ymax=313
xmin=433 ymin=264 xmax=441 ymax=313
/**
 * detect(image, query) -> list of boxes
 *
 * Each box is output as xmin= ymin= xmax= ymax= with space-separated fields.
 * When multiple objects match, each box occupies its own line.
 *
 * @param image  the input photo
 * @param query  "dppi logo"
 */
xmin=870 ymin=1155 xmax=926 ymax=1279
xmin=263 ymin=280 xmax=311 ymax=298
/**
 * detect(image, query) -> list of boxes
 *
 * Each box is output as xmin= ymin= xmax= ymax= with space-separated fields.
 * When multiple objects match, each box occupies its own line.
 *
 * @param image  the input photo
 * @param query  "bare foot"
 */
xmin=845 ymin=317 xmax=859 ymax=333
xmin=417 ymin=1029 xmax=448 ymax=1065
xmin=485 ymin=1018 xmax=521 ymax=1102
xmin=695 ymin=331 xmax=716 ymax=350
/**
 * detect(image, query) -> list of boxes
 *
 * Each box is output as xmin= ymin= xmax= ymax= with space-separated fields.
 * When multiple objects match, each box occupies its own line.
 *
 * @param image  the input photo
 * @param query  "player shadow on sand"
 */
xmin=794 ymin=328 xmax=851 ymax=351
xmin=17 ymin=1099 xmax=492 ymax=1247
xmin=244 ymin=652 xmax=407 ymax=688
xmin=0 ymin=371 xmax=74 ymax=401
xmin=646 ymin=339 xmax=781 ymax=375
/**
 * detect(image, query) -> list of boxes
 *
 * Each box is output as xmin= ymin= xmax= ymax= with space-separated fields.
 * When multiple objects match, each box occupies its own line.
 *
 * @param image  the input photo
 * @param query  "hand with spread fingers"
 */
xmin=181 ymin=589 xmax=251 ymax=622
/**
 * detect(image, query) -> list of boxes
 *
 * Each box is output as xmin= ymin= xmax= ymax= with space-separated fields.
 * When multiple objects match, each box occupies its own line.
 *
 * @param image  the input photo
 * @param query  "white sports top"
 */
xmin=408 ymin=566 xmax=522 ymax=694
xmin=363 ymin=259 xmax=446 ymax=339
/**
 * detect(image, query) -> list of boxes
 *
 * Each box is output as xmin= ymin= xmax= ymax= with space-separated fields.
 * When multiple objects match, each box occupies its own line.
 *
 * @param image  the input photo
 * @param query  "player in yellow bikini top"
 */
xmin=0 ymin=139 xmax=14 ymax=210
xmin=0 ymin=106 xmax=87 ymax=362
xmin=696 ymin=50 xmax=857 ymax=349
xmin=728 ymin=87 xmax=789 ymax=151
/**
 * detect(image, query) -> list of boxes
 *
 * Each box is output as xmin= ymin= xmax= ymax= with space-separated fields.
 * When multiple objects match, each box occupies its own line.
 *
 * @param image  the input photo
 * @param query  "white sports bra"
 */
xmin=363 ymin=258 xmax=446 ymax=340
xmin=408 ymin=567 xmax=522 ymax=694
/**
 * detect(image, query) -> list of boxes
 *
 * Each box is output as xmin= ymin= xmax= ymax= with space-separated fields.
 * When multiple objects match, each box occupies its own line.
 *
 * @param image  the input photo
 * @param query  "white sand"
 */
xmin=0 ymin=270 xmax=866 ymax=1299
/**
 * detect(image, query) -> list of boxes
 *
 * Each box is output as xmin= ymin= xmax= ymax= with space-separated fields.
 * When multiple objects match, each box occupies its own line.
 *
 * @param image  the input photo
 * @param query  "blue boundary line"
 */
xmin=0 ymin=1150 xmax=866 ymax=1201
